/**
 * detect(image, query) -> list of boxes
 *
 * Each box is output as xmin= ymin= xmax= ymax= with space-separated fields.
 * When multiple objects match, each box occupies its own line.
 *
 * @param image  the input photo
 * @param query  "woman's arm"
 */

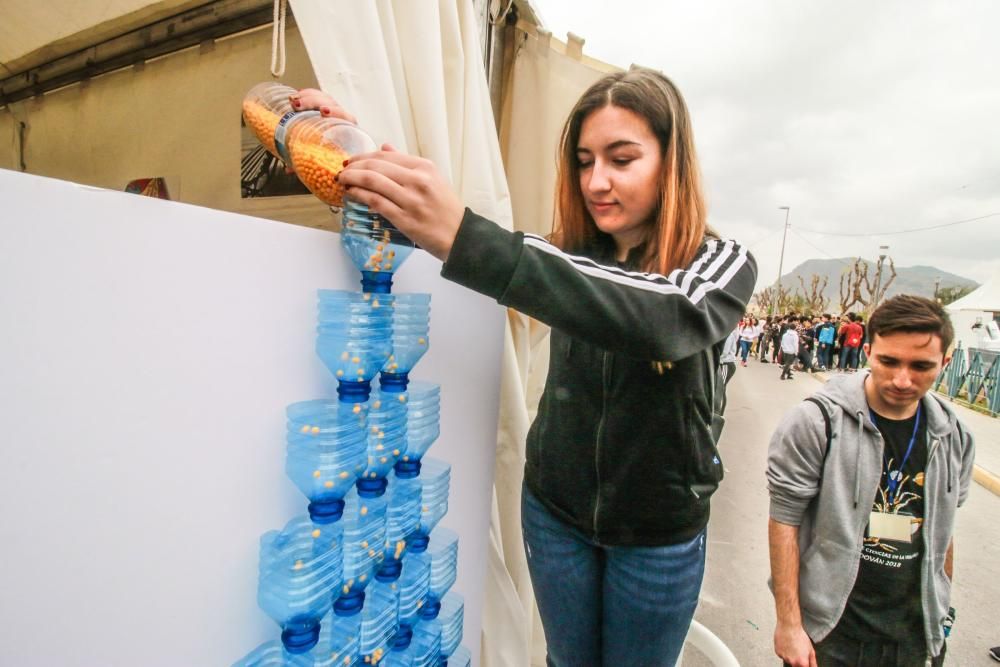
xmin=330 ymin=118 xmax=756 ymax=359
xmin=439 ymin=210 xmax=757 ymax=360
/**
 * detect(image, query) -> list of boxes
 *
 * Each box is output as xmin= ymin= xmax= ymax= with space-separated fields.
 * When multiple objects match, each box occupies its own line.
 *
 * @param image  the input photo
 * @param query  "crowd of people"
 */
xmin=730 ymin=311 xmax=872 ymax=379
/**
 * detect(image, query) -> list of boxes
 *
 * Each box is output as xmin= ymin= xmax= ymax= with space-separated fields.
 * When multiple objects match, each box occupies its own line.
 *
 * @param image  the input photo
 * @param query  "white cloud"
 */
xmin=532 ymin=0 xmax=1000 ymax=287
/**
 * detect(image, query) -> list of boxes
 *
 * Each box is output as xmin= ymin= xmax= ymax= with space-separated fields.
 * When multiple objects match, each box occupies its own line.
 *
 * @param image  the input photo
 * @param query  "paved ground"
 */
xmin=683 ymin=360 xmax=1000 ymax=666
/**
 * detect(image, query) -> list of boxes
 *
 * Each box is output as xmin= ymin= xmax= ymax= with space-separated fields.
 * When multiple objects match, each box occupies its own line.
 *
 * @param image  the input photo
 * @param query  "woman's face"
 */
xmin=577 ymin=105 xmax=664 ymax=259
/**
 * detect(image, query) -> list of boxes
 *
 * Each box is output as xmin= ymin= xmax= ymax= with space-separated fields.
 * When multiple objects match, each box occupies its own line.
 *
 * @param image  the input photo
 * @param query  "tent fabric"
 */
xmin=947 ymin=268 xmax=1000 ymax=312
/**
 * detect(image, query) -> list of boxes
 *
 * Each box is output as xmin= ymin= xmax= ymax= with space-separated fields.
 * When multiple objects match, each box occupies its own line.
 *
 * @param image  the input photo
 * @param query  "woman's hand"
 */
xmin=339 ymin=145 xmax=465 ymax=262
xmin=289 ymin=88 xmax=357 ymax=124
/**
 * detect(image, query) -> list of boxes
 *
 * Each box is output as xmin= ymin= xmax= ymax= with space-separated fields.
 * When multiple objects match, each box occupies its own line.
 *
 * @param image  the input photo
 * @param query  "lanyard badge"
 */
xmin=870 ymin=403 xmax=921 ymax=506
xmin=867 ymin=404 xmax=921 ymax=543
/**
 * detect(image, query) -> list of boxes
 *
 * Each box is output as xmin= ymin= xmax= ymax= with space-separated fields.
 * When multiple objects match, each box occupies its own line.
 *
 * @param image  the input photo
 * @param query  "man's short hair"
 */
xmin=868 ymin=295 xmax=954 ymax=354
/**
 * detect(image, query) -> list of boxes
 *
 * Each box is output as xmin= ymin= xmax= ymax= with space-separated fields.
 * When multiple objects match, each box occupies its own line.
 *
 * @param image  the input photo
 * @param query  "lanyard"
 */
xmin=869 ymin=403 xmax=921 ymax=505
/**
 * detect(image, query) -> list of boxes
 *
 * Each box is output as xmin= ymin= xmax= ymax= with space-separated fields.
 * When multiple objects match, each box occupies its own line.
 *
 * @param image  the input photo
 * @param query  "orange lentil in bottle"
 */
xmin=242 ymin=82 xmax=376 ymax=208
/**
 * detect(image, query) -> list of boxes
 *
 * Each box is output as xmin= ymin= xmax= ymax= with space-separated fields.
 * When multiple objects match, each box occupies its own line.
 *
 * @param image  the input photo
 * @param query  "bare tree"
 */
xmin=837 ymin=257 xmax=897 ymax=316
xmin=754 ymin=284 xmax=794 ymax=315
xmin=797 ymin=274 xmax=830 ymax=314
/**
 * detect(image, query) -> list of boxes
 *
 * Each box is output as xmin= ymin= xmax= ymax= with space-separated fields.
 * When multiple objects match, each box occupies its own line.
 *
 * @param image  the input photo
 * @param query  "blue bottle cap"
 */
xmin=361 ymin=271 xmax=394 ymax=294
xmin=407 ymin=532 xmax=429 ymax=553
xmin=356 ymin=477 xmax=388 ymax=497
xmin=308 ymin=498 xmax=345 ymax=524
xmin=392 ymin=623 xmax=413 ymax=650
xmin=334 ymin=590 xmax=365 ymax=616
xmin=393 ymin=459 xmax=421 ymax=478
xmin=419 ymin=598 xmax=441 ymax=620
xmin=280 ymin=621 xmax=321 ymax=654
xmin=378 ymin=371 xmax=410 ymax=393
xmin=337 ymin=379 xmax=372 ymax=403
xmin=376 ymin=558 xmax=403 ymax=582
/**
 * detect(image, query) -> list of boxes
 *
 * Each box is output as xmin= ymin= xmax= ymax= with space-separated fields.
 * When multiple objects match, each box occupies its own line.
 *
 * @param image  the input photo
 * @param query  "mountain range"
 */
xmin=770 ymin=258 xmax=979 ymax=309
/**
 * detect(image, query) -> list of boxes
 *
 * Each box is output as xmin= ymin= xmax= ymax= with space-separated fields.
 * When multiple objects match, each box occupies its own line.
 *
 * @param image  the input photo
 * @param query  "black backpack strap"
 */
xmin=803 ymin=396 xmax=832 ymax=462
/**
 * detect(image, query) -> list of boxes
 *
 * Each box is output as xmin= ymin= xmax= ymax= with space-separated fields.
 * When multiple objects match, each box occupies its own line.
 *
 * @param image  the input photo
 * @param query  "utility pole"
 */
xmin=774 ymin=206 xmax=791 ymax=315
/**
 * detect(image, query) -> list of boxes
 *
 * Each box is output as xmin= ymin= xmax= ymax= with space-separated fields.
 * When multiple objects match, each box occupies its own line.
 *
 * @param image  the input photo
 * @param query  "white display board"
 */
xmin=0 ymin=169 xmax=503 ymax=665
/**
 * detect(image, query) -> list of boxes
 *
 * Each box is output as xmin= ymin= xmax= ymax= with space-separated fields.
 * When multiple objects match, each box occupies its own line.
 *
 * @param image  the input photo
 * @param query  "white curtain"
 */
xmin=290 ymin=3 xmax=619 ymax=664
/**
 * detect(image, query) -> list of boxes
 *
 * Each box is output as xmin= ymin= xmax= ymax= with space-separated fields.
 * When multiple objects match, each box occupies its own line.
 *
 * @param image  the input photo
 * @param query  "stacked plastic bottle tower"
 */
xmin=236 ymin=82 xmax=472 ymax=666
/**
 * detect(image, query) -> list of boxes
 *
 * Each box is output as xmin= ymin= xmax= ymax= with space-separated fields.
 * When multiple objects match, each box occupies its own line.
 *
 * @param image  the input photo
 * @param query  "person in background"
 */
xmin=780 ymin=322 xmax=799 ymax=380
xmin=816 ymin=314 xmax=837 ymax=371
xmin=296 ymin=67 xmax=758 ymax=666
xmin=719 ymin=325 xmax=740 ymax=415
xmin=767 ymin=295 xmax=974 ymax=667
xmin=840 ymin=313 xmax=865 ymax=372
xmin=797 ymin=316 xmax=816 ymax=373
xmin=739 ymin=317 xmax=757 ymax=367
xmin=857 ymin=314 xmax=869 ymax=368
xmin=773 ymin=316 xmax=788 ymax=364
xmin=759 ymin=316 xmax=773 ymax=362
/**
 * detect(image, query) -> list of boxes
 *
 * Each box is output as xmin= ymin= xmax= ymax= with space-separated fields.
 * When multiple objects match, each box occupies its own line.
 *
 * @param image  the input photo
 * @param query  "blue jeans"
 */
xmin=817 ymin=343 xmax=832 ymax=368
xmin=521 ymin=486 xmax=706 ymax=666
xmin=839 ymin=346 xmax=859 ymax=370
xmin=739 ymin=339 xmax=751 ymax=362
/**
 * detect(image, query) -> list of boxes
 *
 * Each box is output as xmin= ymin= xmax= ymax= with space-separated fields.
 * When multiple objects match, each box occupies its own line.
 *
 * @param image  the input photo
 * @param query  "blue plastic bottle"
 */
xmin=416 ymin=458 xmax=451 ymax=538
xmin=359 ymin=387 xmax=409 ymax=481
xmin=315 ymin=290 xmax=395 ymax=402
xmin=396 ymin=538 xmax=431 ymax=641
xmin=379 ymin=293 xmax=431 ymax=392
xmin=380 ymin=467 xmax=422 ymax=577
xmin=257 ymin=515 xmax=345 ymax=654
xmin=437 ymin=592 xmax=465 ymax=664
xmin=339 ymin=200 xmax=416 ymax=294
xmin=395 ymin=382 xmax=440 ymax=471
xmin=446 ymin=645 xmax=472 ymax=667
xmin=425 ymin=527 xmax=459 ymax=608
xmin=338 ymin=480 xmax=388 ymax=602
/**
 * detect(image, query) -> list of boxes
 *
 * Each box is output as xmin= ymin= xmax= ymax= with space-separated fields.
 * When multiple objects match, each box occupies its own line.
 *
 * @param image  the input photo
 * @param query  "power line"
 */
xmin=790 ymin=229 xmax=854 ymax=267
xmin=794 ymin=212 xmax=999 ymax=237
xmin=743 ymin=227 xmax=781 ymax=249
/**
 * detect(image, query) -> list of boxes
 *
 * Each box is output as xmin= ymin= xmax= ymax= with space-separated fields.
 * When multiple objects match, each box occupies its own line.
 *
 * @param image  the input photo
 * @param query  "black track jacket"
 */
xmin=441 ymin=210 xmax=757 ymax=546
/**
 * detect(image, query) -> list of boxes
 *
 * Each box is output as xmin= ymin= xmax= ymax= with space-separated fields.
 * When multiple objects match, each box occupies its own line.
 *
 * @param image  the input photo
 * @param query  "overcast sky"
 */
xmin=532 ymin=0 xmax=1000 ymax=291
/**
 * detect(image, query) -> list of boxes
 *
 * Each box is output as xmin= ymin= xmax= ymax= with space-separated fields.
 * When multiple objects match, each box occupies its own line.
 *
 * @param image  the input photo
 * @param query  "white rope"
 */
xmin=270 ymin=0 xmax=287 ymax=78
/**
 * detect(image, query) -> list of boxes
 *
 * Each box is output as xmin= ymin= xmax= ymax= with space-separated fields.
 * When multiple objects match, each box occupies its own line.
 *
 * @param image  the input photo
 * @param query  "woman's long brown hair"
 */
xmin=550 ymin=67 xmax=716 ymax=275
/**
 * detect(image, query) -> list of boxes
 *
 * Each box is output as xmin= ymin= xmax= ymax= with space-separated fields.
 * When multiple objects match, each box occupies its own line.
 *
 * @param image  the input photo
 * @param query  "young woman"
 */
xmin=738 ymin=316 xmax=757 ymax=366
xmin=296 ymin=68 xmax=757 ymax=666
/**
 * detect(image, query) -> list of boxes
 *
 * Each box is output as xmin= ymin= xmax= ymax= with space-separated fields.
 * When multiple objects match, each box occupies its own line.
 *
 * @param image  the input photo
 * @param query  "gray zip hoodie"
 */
xmin=766 ymin=370 xmax=975 ymax=656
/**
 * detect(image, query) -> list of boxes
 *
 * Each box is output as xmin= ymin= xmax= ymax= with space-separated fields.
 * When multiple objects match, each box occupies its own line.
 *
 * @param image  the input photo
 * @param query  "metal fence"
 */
xmin=934 ymin=345 xmax=1000 ymax=416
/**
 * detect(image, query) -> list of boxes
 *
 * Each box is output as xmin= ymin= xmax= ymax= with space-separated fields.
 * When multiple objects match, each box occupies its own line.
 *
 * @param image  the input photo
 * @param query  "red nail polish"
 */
xmin=321 ymin=106 xmax=331 ymax=115
xmin=343 ymin=159 xmax=350 ymax=167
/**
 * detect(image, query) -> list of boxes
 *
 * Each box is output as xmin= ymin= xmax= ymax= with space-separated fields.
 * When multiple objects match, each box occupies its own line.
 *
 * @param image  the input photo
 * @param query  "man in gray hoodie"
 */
xmin=767 ymin=295 xmax=975 ymax=667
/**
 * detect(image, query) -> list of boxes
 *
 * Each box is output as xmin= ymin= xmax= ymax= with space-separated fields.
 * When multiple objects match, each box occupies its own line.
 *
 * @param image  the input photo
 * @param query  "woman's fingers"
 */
xmin=339 ymin=150 xmax=465 ymax=262
xmin=342 ymin=185 xmax=407 ymax=230
xmin=342 ymin=154 xmax=434 ymax=195
xmin=288 ymin=88 xmax=357 ymax=123
xmin=340 ymin=162 xmax=416 ymax=212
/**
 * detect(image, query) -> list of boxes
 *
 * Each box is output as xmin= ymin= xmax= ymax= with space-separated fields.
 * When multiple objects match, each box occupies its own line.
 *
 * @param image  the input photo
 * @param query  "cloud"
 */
xmin=533 ymin=0 xmax=1000 ymax=286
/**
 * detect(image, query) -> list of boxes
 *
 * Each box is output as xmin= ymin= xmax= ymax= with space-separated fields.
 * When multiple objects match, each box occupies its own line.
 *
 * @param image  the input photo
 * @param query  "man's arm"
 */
xmin=769 ymin=519 xmax=818 ymax=667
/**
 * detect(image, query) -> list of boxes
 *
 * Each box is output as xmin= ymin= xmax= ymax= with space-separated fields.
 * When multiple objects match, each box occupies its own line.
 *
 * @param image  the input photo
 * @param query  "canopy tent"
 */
xmin=947 ymin=266 xmax=1000 ymax=312
xmin=946 ymin=266 xmax=1000 ymax=352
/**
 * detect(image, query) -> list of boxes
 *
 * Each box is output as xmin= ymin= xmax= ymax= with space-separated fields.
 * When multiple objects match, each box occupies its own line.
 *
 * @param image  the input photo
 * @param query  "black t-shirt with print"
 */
xmin=832 ymin=409 xmax=928 ymax=643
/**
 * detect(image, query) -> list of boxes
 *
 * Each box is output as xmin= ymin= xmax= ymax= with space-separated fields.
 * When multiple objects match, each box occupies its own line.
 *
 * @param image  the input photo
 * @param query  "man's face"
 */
xmin=864 ymin=332 xmax=947 ymax=410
